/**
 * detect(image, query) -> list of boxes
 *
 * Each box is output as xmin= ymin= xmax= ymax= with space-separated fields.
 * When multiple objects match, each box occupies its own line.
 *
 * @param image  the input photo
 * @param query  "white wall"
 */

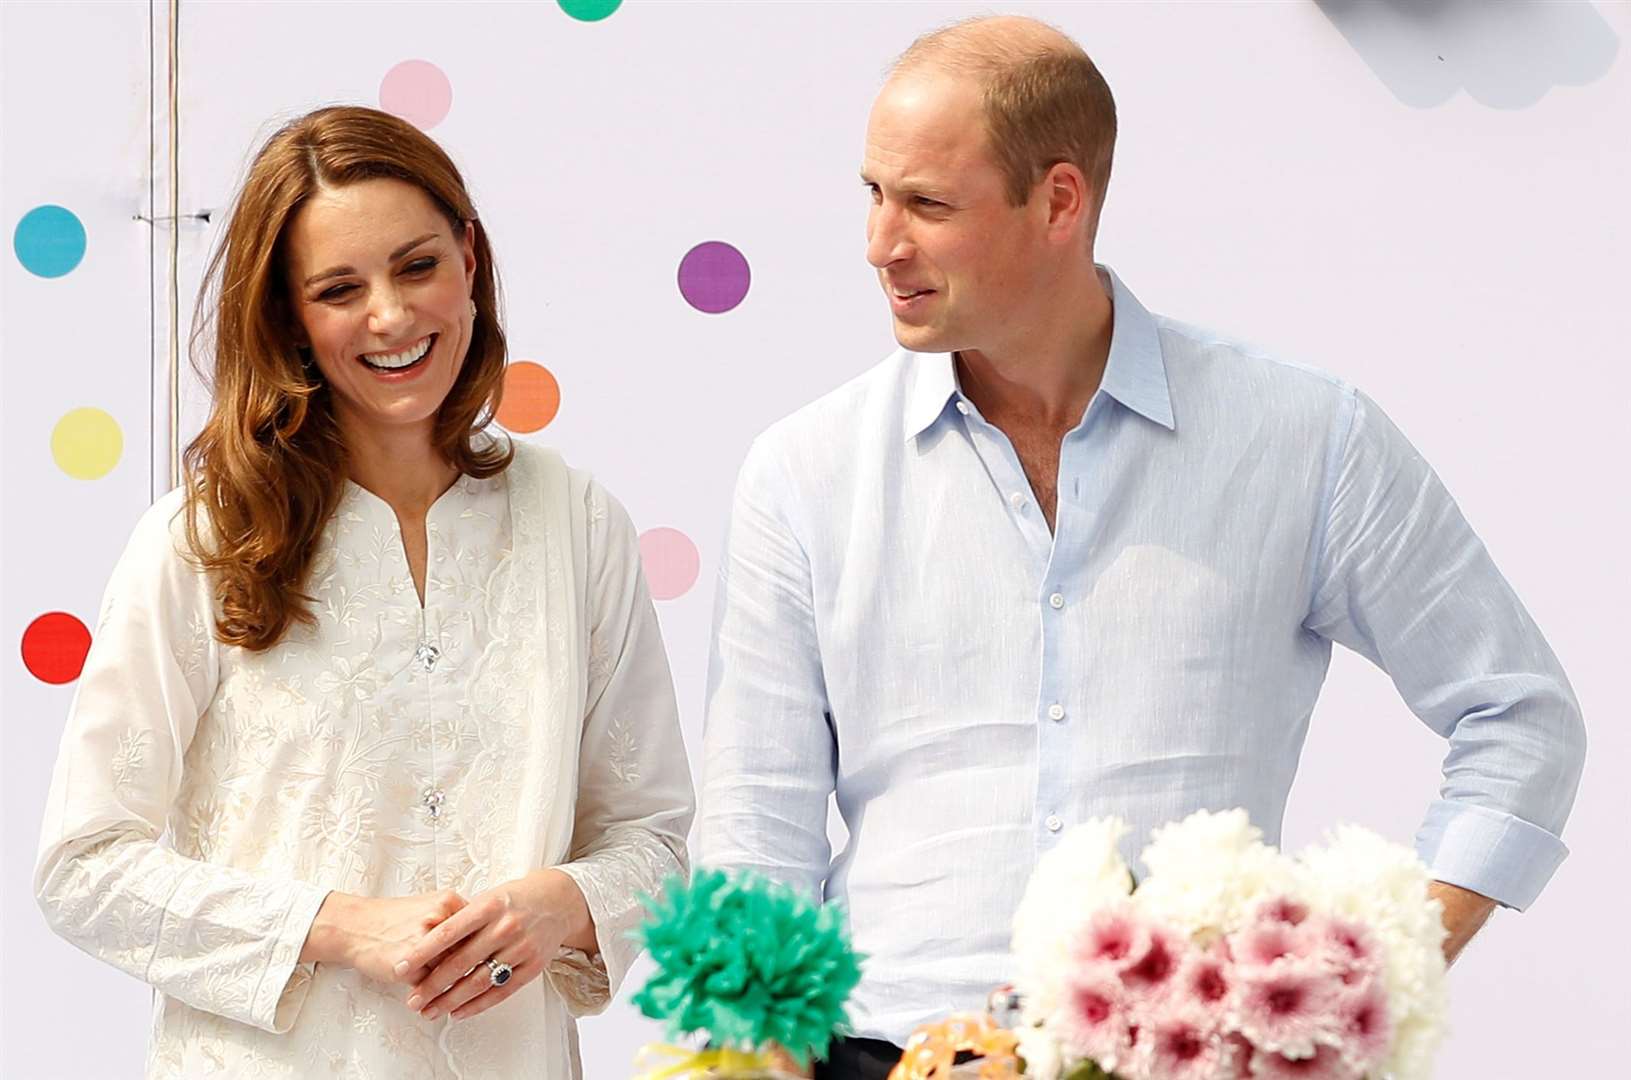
xmin=4 ymin=2 xmax=1626 ymax=1076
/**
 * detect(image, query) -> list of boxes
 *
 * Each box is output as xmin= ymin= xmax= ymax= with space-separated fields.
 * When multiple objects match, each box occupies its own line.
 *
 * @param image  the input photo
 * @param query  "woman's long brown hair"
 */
xmin=183 ymin=106 xmax=512 ymax=652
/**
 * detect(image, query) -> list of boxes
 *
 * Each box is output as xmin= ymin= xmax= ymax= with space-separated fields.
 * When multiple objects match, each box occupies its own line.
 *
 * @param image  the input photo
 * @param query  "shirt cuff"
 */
xmin=250 ymin=882 xmax=331 ymax=1033
xmin=1414 ymin=799 xmax=1569 ymax=912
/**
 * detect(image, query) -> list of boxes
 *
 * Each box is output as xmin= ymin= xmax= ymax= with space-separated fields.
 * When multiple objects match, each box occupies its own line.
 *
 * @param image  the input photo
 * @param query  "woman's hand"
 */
xmin=398 ymin=869 xmax=595 ymax=1021
xmin=301 ymin=889 xmax=469 ymax=987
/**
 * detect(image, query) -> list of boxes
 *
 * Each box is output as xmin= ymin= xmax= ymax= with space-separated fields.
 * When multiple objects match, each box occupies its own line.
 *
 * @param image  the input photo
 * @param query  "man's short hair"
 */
xmin=893 ymin=18 xmax=1117 ymax=234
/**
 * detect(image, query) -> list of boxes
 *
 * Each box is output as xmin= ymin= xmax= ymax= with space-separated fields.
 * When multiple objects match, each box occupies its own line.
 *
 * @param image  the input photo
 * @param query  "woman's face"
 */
xmin=283 ymin=177 xmax=477 ymax=447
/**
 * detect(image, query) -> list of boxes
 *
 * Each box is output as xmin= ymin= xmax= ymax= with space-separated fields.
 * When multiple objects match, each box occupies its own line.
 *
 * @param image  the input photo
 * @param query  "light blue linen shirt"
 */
xmin=698 ymin=267 xmax=1585 ymax=1045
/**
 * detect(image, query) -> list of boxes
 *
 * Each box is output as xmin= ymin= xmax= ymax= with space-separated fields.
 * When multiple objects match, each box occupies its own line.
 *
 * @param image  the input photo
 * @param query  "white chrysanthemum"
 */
xmin=1011 ymin=817 xmax=1134 ymax=1024
xmin=1133 ymin=808 xmax=1303 ymax=941
xmin=1296 ymin=825 xmax=1447 ymax=1080
xmin=1014 ymin=1022 xmax=1065 ymax=1080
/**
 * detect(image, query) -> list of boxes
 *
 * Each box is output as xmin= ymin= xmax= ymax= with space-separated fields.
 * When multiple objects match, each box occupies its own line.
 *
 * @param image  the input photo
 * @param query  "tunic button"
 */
xmin=1048 ymin=592 xmax=1065 ymax=610
xmin=1010 ymin=492 xmax=1027 ymax=511
xmin=1047 ymin=703 xmax=1066 ymax=722
xmin=422 ymin=788 xmax=445 ymax=819
xmin=1045 ymin=814 xmax=1064 ymax=833
xmin=955 ymin=401 xmax=970 ymax=416
xmin=413 ymin=641 xmax=441 ymax=673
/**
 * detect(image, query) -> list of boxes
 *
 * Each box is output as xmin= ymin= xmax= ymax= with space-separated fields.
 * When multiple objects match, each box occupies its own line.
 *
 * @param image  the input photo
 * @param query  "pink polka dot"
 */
xmin=379 ymin=60 xmax=453 ymax=129
xmin=638 ymin=528 xmax=700 ymax=601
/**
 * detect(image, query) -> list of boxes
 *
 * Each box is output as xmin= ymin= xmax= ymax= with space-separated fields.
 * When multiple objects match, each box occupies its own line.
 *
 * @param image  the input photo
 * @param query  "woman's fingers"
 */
xmin=396 ymin=895 xmax=493 ymax=982
xmin=447 ymin=958 xmax=540 ymax=1021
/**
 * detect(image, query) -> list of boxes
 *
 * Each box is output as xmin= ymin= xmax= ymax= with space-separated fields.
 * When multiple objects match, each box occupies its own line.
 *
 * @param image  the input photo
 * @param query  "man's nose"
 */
xmin=866 ymin=204 xmax=911 ymax=269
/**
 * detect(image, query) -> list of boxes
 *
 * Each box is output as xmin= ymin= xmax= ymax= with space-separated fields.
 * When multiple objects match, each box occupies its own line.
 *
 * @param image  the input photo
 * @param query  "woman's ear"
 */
xmin=461 ymin=219 xmax=478 ymax=291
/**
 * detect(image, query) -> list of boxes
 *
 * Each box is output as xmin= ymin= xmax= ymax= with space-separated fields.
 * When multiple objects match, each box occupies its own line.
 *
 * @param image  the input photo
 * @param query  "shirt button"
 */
xmin=413 ymin=641 xmax=441 ymax=673
xmin=1045 ymin=814 xmax=1063 ymax=833
xmin=1047 ymin=703 xmax=1066 ymax=722
xmin=1009 ymin=492 xmax=1027 ymax=511
xmin=421 ymin=788 xmax=445 ymax=819
xmin=955 ymin=401 xmax=970 ymax=415
xmin=1048 ymin=592 xmax=1065 ymax=610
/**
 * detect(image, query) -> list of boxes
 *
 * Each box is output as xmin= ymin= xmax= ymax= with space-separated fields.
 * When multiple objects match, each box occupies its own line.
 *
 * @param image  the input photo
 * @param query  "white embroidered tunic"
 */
xmin=35 ymin=444 xmax=695 ymax=1078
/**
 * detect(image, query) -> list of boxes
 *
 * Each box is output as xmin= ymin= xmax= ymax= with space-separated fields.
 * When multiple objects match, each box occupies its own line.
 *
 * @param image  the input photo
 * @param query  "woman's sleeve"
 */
xmin=546 ymin=479 xmax=696 ymax=1017
xmin=33 ymin=497 xmax=331 ymax=1033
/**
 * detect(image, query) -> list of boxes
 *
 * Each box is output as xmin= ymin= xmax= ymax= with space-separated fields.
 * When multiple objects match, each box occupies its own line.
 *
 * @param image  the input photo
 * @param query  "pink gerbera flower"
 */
xmin=1233 ymin=959 xmax=1340 ymax=1059
xmin=1121 ymin=921 xmax=1186 ymax=1003
xmin=1254 ymin=896 xmax=1311 ymax=928
xmin=1309 ymin=916 xmax=1383 ymax=987
xmin=1246 ymin=1043 xmax=1362 ymax=1080
xmin=1231 ymin=921 xmax=1313 ymax=969
xmin=1073 ymin=903 xmax=1151 ymax=968
xmin=1330 ymin=978 xmax=1392 ymax=1071
xmin=1176 ymin=943 xmax=1234 ymax=1015
xmin=1136 ymin=1002 xmax=1227 ymax=1080
xmin=1055 ymin=971 xmax=1135 ymax=1071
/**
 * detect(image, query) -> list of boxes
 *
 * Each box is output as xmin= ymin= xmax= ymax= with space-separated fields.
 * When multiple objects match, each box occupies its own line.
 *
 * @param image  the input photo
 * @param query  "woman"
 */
xmin=34 ymin=106 xmax=694 ymax=1078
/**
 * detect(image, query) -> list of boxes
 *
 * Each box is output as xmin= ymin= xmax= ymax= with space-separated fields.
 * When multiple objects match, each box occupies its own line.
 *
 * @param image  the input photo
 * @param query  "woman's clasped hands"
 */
xmin=305 ymin=869 xmax=595 ymax=1023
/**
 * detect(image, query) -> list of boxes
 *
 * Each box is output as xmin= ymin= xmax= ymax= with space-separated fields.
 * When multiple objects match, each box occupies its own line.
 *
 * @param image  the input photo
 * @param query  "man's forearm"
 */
xmin=1429 ymin=879 xmax=1497 ymax=966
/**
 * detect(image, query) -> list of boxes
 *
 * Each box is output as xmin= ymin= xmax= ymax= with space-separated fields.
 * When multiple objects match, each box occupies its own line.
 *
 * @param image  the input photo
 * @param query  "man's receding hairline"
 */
xmin=889 ymin=14 xmax=1087 ymax=84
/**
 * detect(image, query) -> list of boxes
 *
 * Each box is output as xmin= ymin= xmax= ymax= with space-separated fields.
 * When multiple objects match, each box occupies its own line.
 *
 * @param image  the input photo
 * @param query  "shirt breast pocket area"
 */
xmin=842 ymin=628 xmax=969 ymax=722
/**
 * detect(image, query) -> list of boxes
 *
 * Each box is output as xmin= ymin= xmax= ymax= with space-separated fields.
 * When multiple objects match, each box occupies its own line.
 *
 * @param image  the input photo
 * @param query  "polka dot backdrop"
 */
xmin=379 ymin=59 xmax=453 ymax=129
xmin=558 ymin=0 xmax=622 ymax=21
xmin=677 ymin=241 xmax=752 ymax=314
xmin=638 ymin=527 xmax=701 ymax=601
xmin=21 ymin=612 xmax=92 ymax=685
xmin=495 ymin=361 xmax=561 ymax=433
xmin=4 ymin=3 xmax=1625 ymax=1079
xmin=13 ymin=204 xmax=87 ymax=278
xmin=51 ymin=407 xmax=123 ymax=480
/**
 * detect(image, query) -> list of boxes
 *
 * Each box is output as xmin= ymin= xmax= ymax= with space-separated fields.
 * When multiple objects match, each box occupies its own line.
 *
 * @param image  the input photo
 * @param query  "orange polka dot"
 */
xmin=495 ymin=361 xmax=560 ymax=433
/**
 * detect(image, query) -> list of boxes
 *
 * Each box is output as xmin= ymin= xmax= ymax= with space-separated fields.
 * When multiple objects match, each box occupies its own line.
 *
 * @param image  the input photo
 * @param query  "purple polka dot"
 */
xmin=639 ymin=528 xmax=700 ymax=601
xmin=677 ymin=241 xmax=750 ymax=314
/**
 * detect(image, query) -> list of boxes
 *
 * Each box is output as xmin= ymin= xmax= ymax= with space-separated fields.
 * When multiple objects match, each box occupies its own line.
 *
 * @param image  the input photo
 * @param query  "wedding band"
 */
xmin=484 ymin=958 xmax=513 ymax=987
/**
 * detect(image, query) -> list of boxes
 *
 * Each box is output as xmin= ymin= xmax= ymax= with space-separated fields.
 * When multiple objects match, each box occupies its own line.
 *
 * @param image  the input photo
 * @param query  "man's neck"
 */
xmin=956 ymin=267 xmax=1114 ymax=431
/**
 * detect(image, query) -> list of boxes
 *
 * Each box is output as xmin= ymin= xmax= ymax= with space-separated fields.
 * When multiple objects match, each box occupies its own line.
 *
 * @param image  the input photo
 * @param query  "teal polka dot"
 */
xmin=14 ymin=205 xmax=86 ymax=278
xmin=559 ymin=0 xmax=621 ymax=22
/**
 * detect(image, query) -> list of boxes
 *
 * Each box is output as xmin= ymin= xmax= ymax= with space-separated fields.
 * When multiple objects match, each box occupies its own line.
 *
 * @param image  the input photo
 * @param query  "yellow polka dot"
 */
xmin=51 ymin=407 xmax=123 ymax=480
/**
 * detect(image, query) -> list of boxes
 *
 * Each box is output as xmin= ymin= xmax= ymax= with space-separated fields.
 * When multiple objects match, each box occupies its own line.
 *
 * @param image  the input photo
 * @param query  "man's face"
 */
xmin=862 ymin=71 xmax=1044 ymax=355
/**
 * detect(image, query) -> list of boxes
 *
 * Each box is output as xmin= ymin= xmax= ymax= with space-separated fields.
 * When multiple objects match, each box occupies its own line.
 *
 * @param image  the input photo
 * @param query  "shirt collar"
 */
xmin=903 ymin=264 xmax=1175 ymax=442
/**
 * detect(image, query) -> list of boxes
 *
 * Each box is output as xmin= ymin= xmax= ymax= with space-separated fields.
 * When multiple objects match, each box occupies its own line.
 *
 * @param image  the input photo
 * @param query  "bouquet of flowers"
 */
xmin=630 ymin=868 xmax=864 ymax=1078
xmin=1007 ymin=810 xmax=1448 ymax=1080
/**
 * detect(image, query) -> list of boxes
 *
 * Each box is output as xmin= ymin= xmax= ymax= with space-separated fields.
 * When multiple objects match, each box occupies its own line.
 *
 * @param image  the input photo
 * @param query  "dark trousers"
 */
xmin=815 ymin=1036 xmax=974 ymax=1080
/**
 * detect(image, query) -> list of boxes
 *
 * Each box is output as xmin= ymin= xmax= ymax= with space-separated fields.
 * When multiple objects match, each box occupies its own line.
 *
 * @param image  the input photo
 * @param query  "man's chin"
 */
xmin=890 ymin=319 xmax=952 ymax=354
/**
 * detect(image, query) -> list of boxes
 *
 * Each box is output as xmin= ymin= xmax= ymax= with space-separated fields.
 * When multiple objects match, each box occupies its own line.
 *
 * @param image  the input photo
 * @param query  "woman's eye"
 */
xmin=404 ymin=257 xmax=438 ymax=275
xmin=319 ymin=283 xmax=356 ymax=301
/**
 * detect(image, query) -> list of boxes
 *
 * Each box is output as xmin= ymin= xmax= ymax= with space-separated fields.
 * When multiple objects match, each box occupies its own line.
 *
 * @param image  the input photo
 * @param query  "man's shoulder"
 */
xmin=1154 ymin=315 xmax=1357 ymax=423
xmin=748 ymin=348 xmax=913 ymax=467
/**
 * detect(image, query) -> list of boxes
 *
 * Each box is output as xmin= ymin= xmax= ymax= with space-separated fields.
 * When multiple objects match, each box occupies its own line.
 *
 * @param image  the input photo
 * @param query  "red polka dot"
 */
xmin=21 ymin=612 xmax=91 ymax=684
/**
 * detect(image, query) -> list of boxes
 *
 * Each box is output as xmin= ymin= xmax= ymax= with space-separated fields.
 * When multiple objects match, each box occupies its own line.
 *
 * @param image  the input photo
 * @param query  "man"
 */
xmin=699 ymin=16 xmax=1584 ymax=1079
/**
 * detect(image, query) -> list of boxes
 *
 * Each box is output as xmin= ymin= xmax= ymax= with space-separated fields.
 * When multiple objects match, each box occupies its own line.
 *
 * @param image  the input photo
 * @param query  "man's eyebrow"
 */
xmin=302 ymin=232 xmax=440 ymax=288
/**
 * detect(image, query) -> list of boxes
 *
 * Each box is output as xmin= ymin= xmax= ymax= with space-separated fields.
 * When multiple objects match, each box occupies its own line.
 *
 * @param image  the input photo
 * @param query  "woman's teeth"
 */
xmin=360 ymin=336 xmax=433 ymax=371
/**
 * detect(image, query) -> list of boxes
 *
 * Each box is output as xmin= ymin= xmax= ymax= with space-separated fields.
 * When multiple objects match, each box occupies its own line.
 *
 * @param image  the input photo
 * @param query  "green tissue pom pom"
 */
xmin=633 ymin=869 xmax=864 ymax=1069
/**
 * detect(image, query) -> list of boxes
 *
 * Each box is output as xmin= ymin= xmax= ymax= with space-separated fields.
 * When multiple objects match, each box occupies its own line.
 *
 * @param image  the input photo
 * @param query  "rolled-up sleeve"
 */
xmin=34 ymin=496 xmax=330 ymax=1033
xmin=1304 ymin=389 xmax=1586 ymax=910
xmin=549 ymin=480 xmax=695 ymax=1017
xmin=697 ymin=435 xmax=836 ymax=903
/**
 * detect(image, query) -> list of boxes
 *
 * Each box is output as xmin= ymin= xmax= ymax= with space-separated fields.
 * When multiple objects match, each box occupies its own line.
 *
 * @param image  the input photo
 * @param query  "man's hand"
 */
xmin=1428 ymin=879 xmax=1496 ymax=966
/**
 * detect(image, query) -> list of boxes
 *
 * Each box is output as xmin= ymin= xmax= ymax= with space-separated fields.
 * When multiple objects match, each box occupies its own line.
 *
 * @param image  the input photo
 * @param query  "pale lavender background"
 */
xmin=3 ymin=2 xmax=1626 ymax=1076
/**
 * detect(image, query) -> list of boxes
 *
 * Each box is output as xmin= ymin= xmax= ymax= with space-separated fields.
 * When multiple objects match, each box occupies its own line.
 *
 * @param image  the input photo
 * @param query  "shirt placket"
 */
xmin=958 ymin=392 xmax=1113 ymax=850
